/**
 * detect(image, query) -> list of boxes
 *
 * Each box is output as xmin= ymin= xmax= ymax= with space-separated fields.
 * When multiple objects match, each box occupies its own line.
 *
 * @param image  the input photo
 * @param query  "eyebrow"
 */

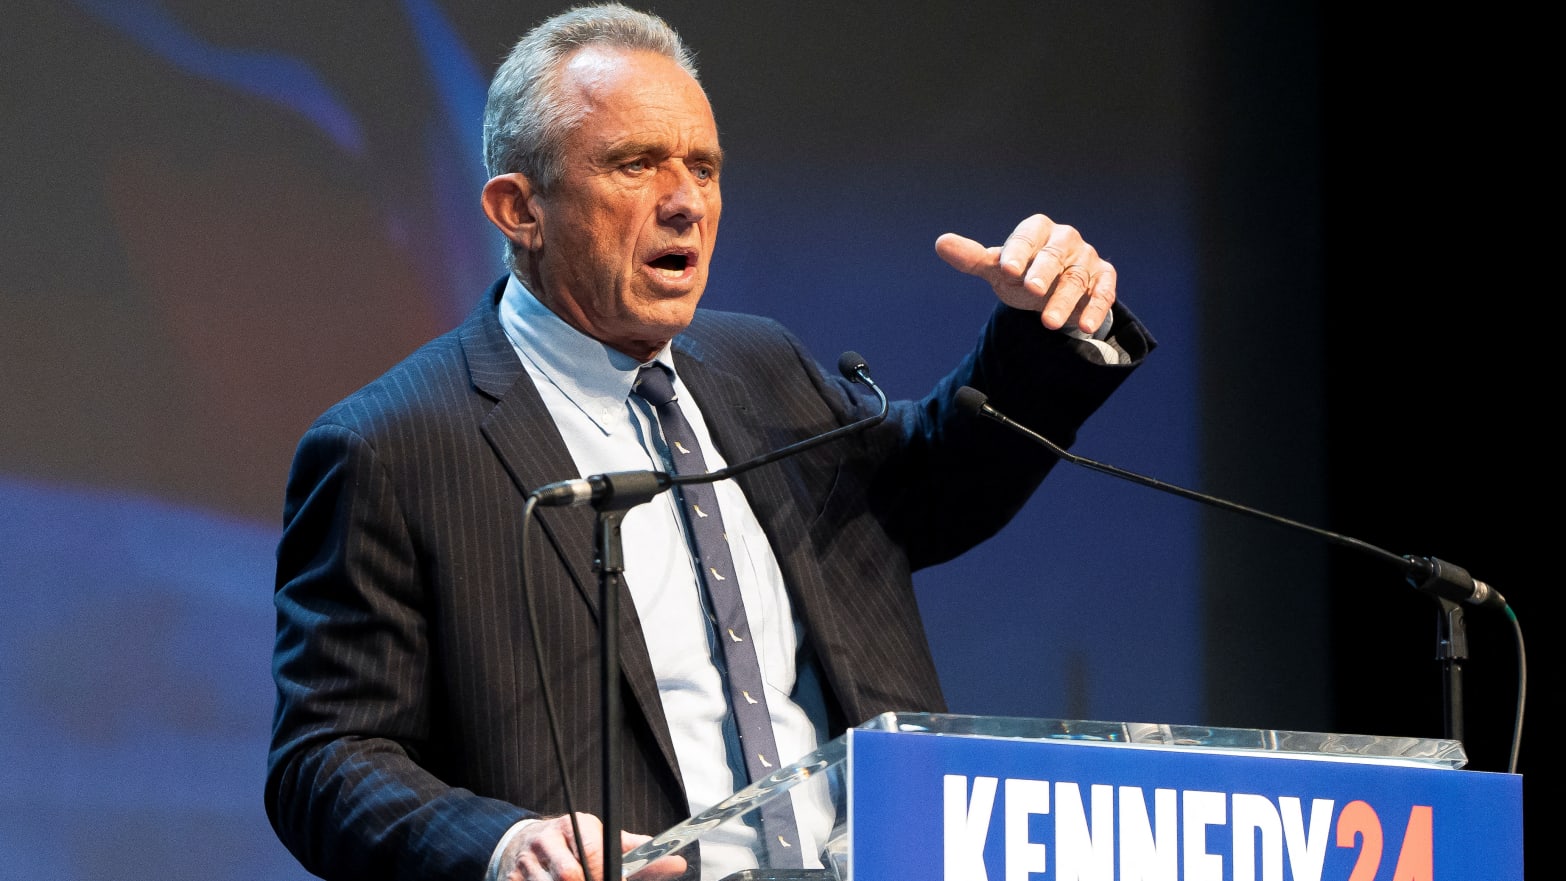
xmin=689 ymin=146 xmax=725 ymax=169
xmin=602 ymin=140 xmax=725 ymax=170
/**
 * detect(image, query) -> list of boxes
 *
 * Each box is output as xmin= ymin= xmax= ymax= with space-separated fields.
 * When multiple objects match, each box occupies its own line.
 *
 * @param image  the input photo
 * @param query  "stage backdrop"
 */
xmin=1 ymin=1 xmax=1536 ymax=879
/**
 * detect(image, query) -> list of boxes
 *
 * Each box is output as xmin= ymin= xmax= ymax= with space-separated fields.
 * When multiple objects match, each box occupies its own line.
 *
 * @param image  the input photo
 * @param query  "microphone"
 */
xmin=954 ymin=385 xmax=1506 ymax=612
xmin=531 ymin=351 xmax=890 ymax=509
xmin=529 ymin=470 xmax=667 ymax=509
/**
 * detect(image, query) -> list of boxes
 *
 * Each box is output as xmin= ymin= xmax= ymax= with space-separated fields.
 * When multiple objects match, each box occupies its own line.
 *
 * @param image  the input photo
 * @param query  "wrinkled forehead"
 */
xmin=555 ymin=45 xmax=720 ymax=149
xmin=558 ymin=45 xmax=709 ymax=112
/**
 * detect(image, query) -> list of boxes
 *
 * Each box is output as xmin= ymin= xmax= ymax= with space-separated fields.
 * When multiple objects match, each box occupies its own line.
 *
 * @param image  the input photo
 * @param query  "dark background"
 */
xmin=1 ymin=0 xmax=1539 ymax=877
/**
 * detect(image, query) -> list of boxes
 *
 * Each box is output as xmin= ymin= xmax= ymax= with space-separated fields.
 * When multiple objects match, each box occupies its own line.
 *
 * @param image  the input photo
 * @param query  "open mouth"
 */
xmin=647 ymin=249 xmax=695 ymax=277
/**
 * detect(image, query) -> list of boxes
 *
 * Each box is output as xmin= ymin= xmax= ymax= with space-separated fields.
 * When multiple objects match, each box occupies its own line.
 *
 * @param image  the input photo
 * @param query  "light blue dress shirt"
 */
xmin=486 ymin=274 xmax=833 ymax=880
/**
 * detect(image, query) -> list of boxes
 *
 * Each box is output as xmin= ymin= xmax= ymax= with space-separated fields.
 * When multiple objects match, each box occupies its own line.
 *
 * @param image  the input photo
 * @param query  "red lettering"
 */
xmin=1336 ymin=799 xmax=1383 ymax=881
xmin=1391 ymin=805 xmax=1434 ymax=881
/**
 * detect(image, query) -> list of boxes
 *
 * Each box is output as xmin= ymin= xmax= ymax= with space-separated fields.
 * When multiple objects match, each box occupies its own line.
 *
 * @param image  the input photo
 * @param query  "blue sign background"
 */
xmin=848 ymin=728 xmax=1522 ymax=881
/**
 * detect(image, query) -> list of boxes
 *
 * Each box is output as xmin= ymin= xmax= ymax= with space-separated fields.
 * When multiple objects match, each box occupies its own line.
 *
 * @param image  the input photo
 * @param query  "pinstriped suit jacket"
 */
xmin=266 ymin=276 xmax=1153 ymax=881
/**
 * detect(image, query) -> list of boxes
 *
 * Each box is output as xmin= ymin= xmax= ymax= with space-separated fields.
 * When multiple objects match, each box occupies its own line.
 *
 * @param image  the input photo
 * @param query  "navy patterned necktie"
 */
xmin=631 ymin=362 xmax=804 ymax=869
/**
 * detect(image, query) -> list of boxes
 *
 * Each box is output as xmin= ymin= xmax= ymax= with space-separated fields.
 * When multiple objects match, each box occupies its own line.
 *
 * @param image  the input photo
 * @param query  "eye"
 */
xmin=622 ymin=158 xmax=649 ymax=173
xmin=692 ymin=164 xmax=715 ymax=182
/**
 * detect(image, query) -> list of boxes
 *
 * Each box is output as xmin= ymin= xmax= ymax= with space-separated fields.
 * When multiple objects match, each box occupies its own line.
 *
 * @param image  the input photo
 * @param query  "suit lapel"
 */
xmin=460 ymin=280 xmax=682 ymax=785
xmin=460 ymin=283 xmax=598 ymax=611
xmin=674 ymin=330 xmax=854 ymax=726
xmin=671 ymin=335 xmax=829 ymax=622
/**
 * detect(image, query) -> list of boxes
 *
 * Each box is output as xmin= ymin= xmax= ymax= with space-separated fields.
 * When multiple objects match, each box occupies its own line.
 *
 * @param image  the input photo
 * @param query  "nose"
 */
xmin=657 ymin=163 xmax=709 ymax=227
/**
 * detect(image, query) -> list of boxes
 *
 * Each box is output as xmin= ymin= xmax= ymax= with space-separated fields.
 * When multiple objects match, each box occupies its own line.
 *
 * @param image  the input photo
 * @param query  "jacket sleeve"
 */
xmin=266 ymin=419 xmax=528 ymax=881
xmin=867 ymin=301 xmax=1156 ymax=570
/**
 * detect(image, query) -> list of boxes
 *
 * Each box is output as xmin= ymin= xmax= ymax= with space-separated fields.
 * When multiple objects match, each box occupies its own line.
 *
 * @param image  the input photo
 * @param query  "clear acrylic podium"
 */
xmin=620 ymin=711 xmax=1521 ymax=880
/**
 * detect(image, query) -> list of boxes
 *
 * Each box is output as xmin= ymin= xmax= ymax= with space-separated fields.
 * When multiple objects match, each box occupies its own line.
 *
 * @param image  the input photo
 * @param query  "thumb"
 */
xmin=934 ymin=232 xmax=1000 ymax=280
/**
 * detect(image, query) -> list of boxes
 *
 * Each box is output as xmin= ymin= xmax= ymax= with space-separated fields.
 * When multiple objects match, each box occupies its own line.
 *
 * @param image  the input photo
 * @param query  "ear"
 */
xmin=481 ymin=173 xmax=545 ymax=251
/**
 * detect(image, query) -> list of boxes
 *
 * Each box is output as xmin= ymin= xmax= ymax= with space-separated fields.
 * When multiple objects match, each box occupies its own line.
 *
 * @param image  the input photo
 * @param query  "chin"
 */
xmin=640 ymin=297 xmax=702 ymax=334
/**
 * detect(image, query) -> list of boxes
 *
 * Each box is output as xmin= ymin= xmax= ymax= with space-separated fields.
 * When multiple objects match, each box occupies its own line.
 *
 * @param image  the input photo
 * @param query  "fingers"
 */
xmin=512 ymin=813 xmax=604 ymax=881
xmin=619 ymin=830 xmax=690 ymax=880
xmin=1073 ymin=262 xmax=1117 ymax=334
xmin=997 ymin=213 xmax=1057 ymax=280
xmin=936 ymin=213 xmax=1118 ymax=334
xmin=934 ymin=232 xmax=998 ymax=279
xmin=508 ymin=817 xmax=690 ymax=881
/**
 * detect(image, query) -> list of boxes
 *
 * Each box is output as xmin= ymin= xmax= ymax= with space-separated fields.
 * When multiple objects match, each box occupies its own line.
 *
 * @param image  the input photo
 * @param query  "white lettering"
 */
xmin=1005 ymin=778 xmax=1051 ymax=881
xmin=946 ymin=774 xmax=997 ymax=881
xmin=1054 ymin=782 xmax=1114 ymax=880
xmin=1119 ymin=786 xmax=1179 ymax=881
xmin=1182 ymin=789 xmax=1226 ymax=881
xmin=1281 ymin=797 xmax=1333 ymax=881
xmin=1232 ymin=793 xmax=1283 ymax=881
xmin=940 ymin=774 xmax=1343 ymax=881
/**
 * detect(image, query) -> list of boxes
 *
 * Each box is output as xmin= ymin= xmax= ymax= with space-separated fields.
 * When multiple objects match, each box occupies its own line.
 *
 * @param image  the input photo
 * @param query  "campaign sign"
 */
xmin=847 ymin=727 xmax=1521 ymax=880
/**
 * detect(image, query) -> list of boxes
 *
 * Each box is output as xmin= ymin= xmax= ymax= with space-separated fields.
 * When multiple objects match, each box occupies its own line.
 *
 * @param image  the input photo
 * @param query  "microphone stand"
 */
xmin=585 ymin=472 xmax=669 ymax=881
xmin=597 ymin=507 xmax=626 ymax=881
xmin=955 ymin=386 xmax=1507 ymax=746
xmin=1435 ymin=598 xmax=1467 ymax=742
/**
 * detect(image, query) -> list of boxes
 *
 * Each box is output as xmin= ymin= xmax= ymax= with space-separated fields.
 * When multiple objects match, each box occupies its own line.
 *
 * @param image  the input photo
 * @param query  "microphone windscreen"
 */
xmin=837 ymin=351 xmax=870 ymax=382
xmin=954 ymin=386 xmax=988 ymax=415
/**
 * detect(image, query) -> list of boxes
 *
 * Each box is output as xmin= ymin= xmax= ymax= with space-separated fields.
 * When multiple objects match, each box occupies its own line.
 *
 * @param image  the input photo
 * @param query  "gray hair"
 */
xmin=483 ymin=4 xmax=699 ymax=189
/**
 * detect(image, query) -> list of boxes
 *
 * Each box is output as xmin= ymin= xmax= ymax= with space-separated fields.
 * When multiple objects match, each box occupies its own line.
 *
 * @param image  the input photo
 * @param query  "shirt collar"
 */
xmin=497 ymin=274 xmax=674 ymax=434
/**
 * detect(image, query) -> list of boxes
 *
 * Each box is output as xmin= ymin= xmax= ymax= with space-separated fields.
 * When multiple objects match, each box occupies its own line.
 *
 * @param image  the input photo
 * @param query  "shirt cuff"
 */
xmin=1060 ymin=310 xmax=1127 ymax=365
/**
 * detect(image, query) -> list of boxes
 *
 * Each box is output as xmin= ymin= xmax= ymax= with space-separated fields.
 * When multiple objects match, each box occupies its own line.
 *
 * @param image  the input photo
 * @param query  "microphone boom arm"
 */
xmin=953 ymin=384 xmax=1527 ymax=761
xmin=953 ymin=386 xmax=1504 ymax=611
xmin=531 ymin=353 xmax=890 ymax=510
xmin=674 ymin=356 xmax=889 ymax=489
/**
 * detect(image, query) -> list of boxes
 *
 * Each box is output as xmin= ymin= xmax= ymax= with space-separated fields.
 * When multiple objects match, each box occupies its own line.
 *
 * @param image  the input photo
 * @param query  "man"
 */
xmin=266 ymin=5 xmax=1154 ymax=881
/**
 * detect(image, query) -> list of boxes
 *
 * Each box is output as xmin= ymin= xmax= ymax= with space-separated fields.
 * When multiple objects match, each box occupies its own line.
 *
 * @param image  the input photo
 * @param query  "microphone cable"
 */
xmin=517 ymin=489 xmax=593 ymax=875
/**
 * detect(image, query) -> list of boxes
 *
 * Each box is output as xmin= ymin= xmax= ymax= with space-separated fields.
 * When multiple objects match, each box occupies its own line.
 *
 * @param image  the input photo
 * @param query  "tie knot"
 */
xmin=632 ymin=363 xmax=679 ymax=407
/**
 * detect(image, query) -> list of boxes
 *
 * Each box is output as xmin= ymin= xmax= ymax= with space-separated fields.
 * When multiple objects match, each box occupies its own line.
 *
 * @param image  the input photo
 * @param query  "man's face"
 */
xmin=524 ymin=46 xmax=722 ymax=360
